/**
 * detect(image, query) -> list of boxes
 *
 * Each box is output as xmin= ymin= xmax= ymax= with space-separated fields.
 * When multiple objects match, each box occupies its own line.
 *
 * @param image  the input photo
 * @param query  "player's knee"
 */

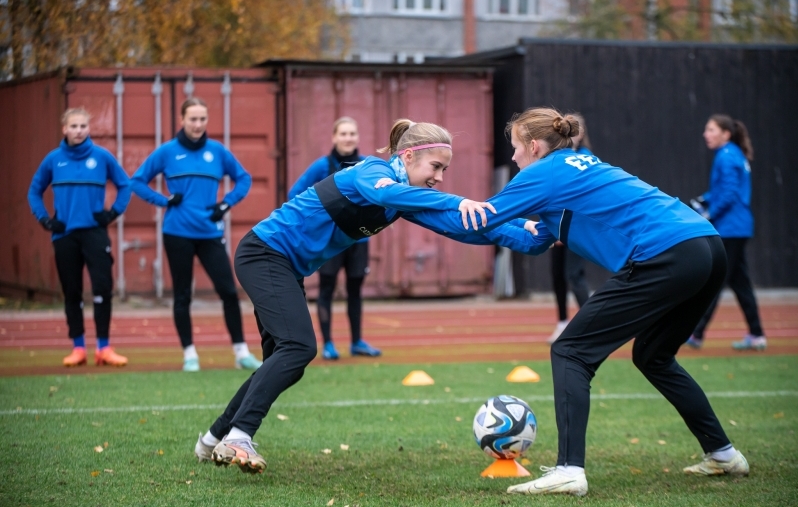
xmin=173 ymin=290 xmax=192 ymax=309
xmin=296 ymin=340 xmax=317 ymax=365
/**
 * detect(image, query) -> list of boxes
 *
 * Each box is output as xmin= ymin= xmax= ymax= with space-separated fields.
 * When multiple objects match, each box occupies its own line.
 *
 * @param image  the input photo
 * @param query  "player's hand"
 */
xmin=458 ymin=199 xmax=497 ymax=230
xmin=167 ymin=193 xmax=183 ymax=207
xmin=374 ymin=178 xmax=396 ymax=189
xmin=39 ymin=216 xmax=66 ymax=234
xmin=93 ymin=209 xmax=120 ymax=227
xmin=524 ymin=220 xmax=539 ymax=236
xmin=207 ymin=202 xmax=230 ymax=222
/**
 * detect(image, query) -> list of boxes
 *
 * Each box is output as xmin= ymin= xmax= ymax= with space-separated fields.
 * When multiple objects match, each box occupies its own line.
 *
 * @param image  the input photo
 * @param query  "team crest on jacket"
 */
xmin=203 ymin=151 xmax=214 ymax=163
xmin=86 ymin=158 xmax=97 ymax=169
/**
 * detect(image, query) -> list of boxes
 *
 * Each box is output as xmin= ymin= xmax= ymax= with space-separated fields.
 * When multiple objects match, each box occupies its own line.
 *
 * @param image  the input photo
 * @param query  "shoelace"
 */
xmin=539 ymin=465 xmax=558 ymax=476
xmin=227 ymin=439 xmax=259 ymax=453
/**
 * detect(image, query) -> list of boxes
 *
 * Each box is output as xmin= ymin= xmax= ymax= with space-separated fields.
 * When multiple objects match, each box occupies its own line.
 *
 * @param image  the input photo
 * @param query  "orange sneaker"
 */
xmin=95 ymin=347 xmax=128 ymax=367
xmin=63 ymin=347 xmax=87 ymax=367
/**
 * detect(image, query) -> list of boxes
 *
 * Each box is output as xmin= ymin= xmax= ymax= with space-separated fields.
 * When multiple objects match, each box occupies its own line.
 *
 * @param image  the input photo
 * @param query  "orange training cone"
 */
xmin=402 ymin=370 xmax=434 ymax=386
xmin=480 ymin=458 xmax=531 ymax=478
xmin=506 ymin=365 xmax=540 ymax=383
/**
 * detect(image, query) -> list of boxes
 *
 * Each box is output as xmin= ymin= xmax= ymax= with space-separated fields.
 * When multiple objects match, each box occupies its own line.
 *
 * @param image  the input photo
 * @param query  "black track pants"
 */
xmin=53 ymin=227 xmax=114 ymax=340
xmin=210 ymin=231 xmax=317 ymax=438
xmin=692 ymin=237 xmax=763 ymax=339
xmin=163 ymin=234 xmax=243 ymax=348
xmin=551 ymin=244 xmax=590 ymax=321
xmin=550 ymin=236 xmax=730 ymax=467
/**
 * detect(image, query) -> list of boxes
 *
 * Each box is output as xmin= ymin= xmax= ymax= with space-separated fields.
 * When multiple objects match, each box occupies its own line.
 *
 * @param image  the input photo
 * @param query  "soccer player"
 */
xmin=547 ymin=112 xmax=591 ymax=343
xmin=287 ymin=117 xmax=380 ymax=360
xmin=685 ymin=115 xmax=766 ymax=351
xmin=410 ymin=108 xmax=748 ymax=496
xmin=193 ymin=119 xmax=545 ymax=472
xmin=130 ymin=98 xmax=260 ymax=372
xmin=28 ymin=107 xmax=131 ymax=367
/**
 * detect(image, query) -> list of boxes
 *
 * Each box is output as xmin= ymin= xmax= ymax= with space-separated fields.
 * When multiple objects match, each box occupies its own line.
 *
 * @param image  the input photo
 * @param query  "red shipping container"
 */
xmin=0 ymin=62 xmax=494 ymax=300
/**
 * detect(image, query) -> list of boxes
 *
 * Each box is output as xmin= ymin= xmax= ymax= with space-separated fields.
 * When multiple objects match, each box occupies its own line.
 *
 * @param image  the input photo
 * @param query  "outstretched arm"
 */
xmin=402 ymin=213 xmax=555 ymax=255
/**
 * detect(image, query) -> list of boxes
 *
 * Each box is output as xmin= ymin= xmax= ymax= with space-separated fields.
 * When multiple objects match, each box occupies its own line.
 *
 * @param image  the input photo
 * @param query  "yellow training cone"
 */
xmin=402 ymin=370 xmax=435 ymax=386
xmin=506 ymin=366 xmax=540 ymax=383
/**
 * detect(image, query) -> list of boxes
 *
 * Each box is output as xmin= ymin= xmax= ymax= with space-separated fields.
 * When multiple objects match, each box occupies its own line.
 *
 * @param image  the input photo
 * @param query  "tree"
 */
xmin=544 ymin=0 xmax=798 ymax=43
xmin=0 ymin=0 xmax=349 ymax=80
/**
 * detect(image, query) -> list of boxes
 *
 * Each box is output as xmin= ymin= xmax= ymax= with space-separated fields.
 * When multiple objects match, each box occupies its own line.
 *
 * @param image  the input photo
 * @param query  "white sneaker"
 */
xmin=683 ymin=451 xmax=749 ymax=476
xmin=547 ymin=320 xmax=569 ymax=344
xmin=194 ymin=432 xmax=214 ymax=462
xmin=507 ymin=466 xmax=588 ymax=496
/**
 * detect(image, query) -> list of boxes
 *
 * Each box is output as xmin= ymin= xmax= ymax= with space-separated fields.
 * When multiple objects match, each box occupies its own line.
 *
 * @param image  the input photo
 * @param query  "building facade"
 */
xmin=334 ymin=0 xmax=573 ymax=62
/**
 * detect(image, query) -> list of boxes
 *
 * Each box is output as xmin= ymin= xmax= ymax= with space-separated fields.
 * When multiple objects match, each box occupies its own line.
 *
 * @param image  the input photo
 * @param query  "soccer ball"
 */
xmin=473 ymin=395 xmax=537 ymax=459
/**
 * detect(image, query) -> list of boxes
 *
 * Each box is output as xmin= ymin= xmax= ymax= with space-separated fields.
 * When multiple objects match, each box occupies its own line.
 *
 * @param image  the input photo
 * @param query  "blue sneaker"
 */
xmin=183 ymin=357 xmax=200 ymax=372
xmin=732 ymin=334 xmax=767 ymax=351
xmin=685 ymin=335 xmax=703 ymax=349
xmin=351 ymin=340 xmax=381 ymax=357
xmin=235 ymin=353 xmax=263 ymax=370
xmin=322 ymin=342 xmax=339 ymax=360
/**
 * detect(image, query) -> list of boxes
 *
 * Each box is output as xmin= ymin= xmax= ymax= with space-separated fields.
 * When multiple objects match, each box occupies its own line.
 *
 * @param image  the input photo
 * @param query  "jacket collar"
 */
xmin=59 ymin=137 xmax=94 ymax=160
xmin=176 ymin=129 xmax=208 ymax=151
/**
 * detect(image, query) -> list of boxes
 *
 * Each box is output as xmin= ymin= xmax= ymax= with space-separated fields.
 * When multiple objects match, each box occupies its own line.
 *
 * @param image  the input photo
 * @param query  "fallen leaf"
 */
xmin=658 ymin=440 xmax=667 ymax=445
xmin=629 ymin=467 xmax=642 ymax=475
xmin=702 ymin=364 xmax=709 ymax=371
xmin=322 ymin=449 xmax=332 ymax=454
xmin=186 ymin=480 xmax=192 ymax=485
xmin=690 ymin=454 xmax=698 ymax=460
xmin=444 ymin=387 xmax=451 ymax=392
xmin=327 ymin=499 xmax=335 ymax=506
xmin=774 ymin=412 xmax=785 ymax=419
xmin=104 ymin=469 xmax=113 ymax=474
xmin=94 ymin=446 xmax=104 ymax=453
xmin=487 ymin=368 xmax=494 ymax=374
xmin=276 ymin=414 xmax=289 ymax=421
xmin=629 ymin=438 xmax=639 ymax=444
xmin=727 ymin=373 xmax=734 ymax=379
xmin=520 ymin=458 xmax=531 ymax=465
xmin=729 ymin=420 xmax=737 ymax=426
xmin=455 ymin=416 xmax=462 ymax=422
xmin=157 ymin=449 xmax=164 ymax=455
xmin=139 ymin=419 xmax=147 ymax=424
xmin=663 ymin=468 xmax=670 ymax=473
xmin=340 ymin=444 xmax=349 ymax=451
xmin=103 ymin=442 xmax=108 ymax=448
xmin=189 ymin=471 xmax=195 ymax=476
xmin=599 ymin=402 xmax=607 ymax=408
xmin=91 ymin=470 xmax=100 ymax=477
xmin=91 ymin=422 xmax=102 ymax=427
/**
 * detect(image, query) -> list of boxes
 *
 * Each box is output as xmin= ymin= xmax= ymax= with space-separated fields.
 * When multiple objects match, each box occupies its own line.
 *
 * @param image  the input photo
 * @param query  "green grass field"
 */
xmin=1 ymin=356 xmax=796 ymax=507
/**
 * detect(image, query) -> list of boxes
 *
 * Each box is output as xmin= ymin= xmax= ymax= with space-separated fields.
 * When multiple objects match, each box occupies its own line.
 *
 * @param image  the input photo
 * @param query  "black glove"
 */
xmin=167 ymin=193 xmax=183 ymax=207
xmin=689 ymin=196 xmax=710 ymax=219
xmin=207 ymin=202 xmax=230 ymax=222
xmin=93 ymin=209 xmax=120 ymax=227
xmin=39 ymin=216 xmax=66 ymax=234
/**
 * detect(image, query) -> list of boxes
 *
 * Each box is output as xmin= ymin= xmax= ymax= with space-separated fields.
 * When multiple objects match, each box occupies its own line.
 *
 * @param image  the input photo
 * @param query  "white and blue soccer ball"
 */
xmin=473 ymin=395 xmax=537 ymax=459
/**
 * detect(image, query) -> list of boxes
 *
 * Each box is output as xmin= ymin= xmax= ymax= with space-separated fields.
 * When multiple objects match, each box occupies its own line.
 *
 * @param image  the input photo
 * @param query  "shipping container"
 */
xmin=451 ymin=40 xmax=798 ymax=293
xmin=0 ymin=62 xmax=496 ymax=300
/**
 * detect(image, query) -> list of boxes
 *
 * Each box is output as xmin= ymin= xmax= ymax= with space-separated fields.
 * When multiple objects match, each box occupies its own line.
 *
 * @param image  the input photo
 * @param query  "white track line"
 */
xmin=1 ymin=390 xmax=795 ymax=416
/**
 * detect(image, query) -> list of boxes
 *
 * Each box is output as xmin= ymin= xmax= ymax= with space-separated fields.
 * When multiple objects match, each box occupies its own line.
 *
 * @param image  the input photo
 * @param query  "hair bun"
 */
xmin=552 ymin=116 xmax=576 ymax=137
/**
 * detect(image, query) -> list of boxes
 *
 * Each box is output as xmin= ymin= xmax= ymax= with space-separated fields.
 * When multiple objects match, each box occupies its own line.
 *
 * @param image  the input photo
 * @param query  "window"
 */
xmin=393 ymin=0 xmax=448 ymax=14
xmin=336 ymin=0 xmax=367 ymax=13
xmin=488 ymin=0 xmax=540 ymax=16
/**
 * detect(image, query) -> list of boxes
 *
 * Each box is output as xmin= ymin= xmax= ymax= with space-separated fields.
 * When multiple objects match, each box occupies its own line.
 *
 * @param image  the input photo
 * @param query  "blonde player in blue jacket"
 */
xmin=193 ymin=119 xmax=545 ymax=472
xmin=409 ymin=108 xmax=748 ymax=496
xmin=131 ymin=98 xmax=260 ymax=372
xmin=685 ymin=114 xmax=765 ymax=351
xmin=28 ymin=107 xmax=131 ymax=368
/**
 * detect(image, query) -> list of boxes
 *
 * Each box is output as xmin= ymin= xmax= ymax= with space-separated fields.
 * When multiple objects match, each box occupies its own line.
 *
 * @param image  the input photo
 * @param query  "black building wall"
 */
xmin=455 ymin=40 xmax=798 ymax=294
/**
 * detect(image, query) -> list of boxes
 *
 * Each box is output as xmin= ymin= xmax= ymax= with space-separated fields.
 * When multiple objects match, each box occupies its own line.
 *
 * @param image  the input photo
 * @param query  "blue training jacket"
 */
xmin=28 ymin=137 xmax=131 ymax=241
xmin=702 ymin=142 xmax=753 ymax=238
xmin=131 ymin=138 xmax=252 ymax=239
xmin=252 ymin=156 xmax=544 ymax=278
xmin=288 ymin=153 xmax=369 ymax=245
xmin=409 ymin=148 xmax=718 ymax=273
